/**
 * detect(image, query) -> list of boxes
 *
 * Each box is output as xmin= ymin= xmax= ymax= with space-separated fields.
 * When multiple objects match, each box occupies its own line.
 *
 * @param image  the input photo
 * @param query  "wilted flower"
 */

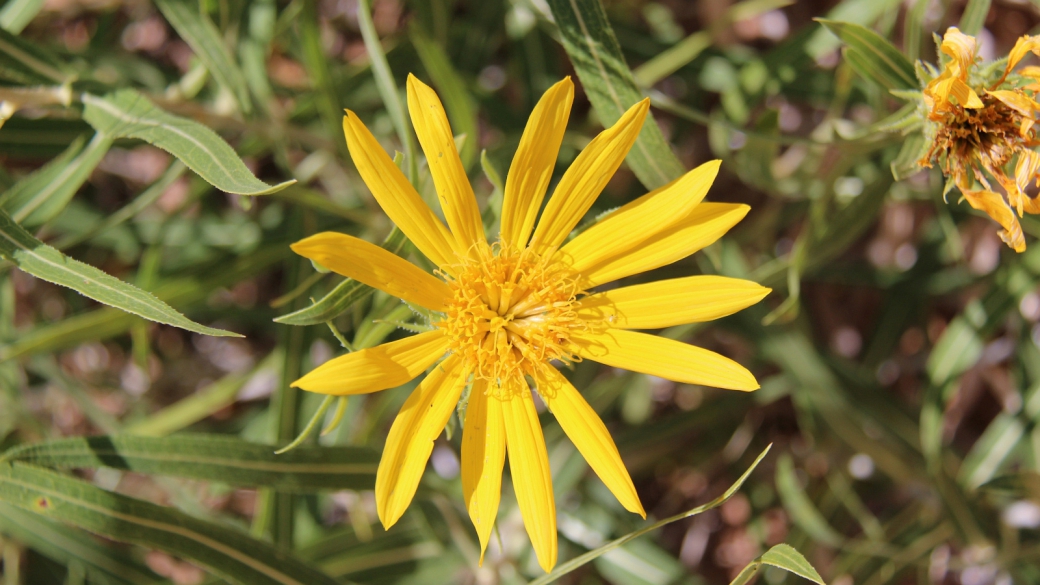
xmin=290 ymin=75 xmax=767 ymax=571
xmin=919 ymin=28 xmax=1040 ymax=252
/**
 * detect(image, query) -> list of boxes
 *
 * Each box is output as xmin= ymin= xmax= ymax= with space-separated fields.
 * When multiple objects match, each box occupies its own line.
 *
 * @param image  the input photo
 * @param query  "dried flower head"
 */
xmin=920 ymin=28 xmax=1040 ymax=252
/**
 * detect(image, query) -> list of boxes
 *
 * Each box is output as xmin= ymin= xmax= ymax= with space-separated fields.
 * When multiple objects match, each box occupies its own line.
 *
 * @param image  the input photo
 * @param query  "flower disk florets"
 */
xmin=437 ymin=243 xmax=585 ymax=384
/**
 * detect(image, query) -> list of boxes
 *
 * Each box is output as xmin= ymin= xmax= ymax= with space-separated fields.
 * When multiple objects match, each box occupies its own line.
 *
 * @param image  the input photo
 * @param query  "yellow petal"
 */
xmin=575 ymin=202 xmax=749 ymax=287
xmin=343 ymin=111 xmax=458 ymax=270
xmin=375 ymin=355 xmax=468 ymax=529
xmin=1015 ymin=150 xmax=1040 ymax=213
xmin=407 ymin=75 xmax=485 ymax=254
xmin=962 ymin=189 xmax=1026 ymax=252
xmin=570 ymin=329 xmax=759 ymax=391
xmin=577 ymin=275 xmax=770 ymax=329
xmin=940 ymin=27 xmax=977 ymax=80
xmin=528 ymin=99 xmax=651 ymax=253
xmin=461 ymin=379 xmax=505 ymax=564
xmin=560 ymin=160 xmax=720 ymax=275
xmin=291 ymin=232 xmax=451 ymax=311
xmin=935 ymin=78 xmax=983 ymax=109
xmin=535 ymin=364 xmax=644 ymax=518
xmin=500 ymin=376 xmax=557 ymax=572
xmin=292 ymin=330 xmax=449 ymax=395
xmin=988 ymin=89 xmax=1040 ymax=117
xmin=1000 ymin=35 xmax=1040 ymax=84
xmin=500 ymin=77 xmax=574 ymax=249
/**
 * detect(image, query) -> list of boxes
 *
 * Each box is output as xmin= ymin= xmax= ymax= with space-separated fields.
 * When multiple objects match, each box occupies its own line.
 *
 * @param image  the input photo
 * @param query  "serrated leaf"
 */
xmin=545 ymin=0 xmax=686 ymax=190
xmin=529 ymin=445 xmax=772 ymax=584
xmin=3 ymin=434 xmax=377 ymax=491
xmin=0 ymin=462 xmax=339 ymax=585
xmin=82 ymin=90 xmax=293 ymax=195
xmin=275 ymin=227 xmax=408 ymax=326
xmin=0 ymin=132 xmax=112 ymax=228
xmin=818 ymin=19 xmax=916 ymax=90
xmin=153 ymin=0 xmax=252 ymax=113
xmin=0 ymin=208 xmax=239 ymax=338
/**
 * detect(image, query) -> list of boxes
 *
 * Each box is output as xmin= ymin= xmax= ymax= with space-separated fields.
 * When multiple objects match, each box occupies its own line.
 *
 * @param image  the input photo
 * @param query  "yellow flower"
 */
xmin=289 ymin=75 xmax=768 ymax=571
xmin=920 ymin=28 xmax=1040 ymax=252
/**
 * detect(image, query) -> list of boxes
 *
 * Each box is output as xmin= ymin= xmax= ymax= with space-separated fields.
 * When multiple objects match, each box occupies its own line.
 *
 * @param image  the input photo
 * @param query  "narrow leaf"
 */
xmin=817 ymin=19 xmax=917 ymax=90
xmin=0 ymin=208 xmax=239 ymax=337
xmin=3 ymin=434 xmax=377 ymax=492
xmin=82 ymin=90 xmax=293 ymax=195
xmin=529 ymin=444 xmax=771 ymax=584
xmin=0 ymin=132 xmax=112 ymax=228
xmin=958 ymin=0 xmax=992 ymax=36
xmin=545 ymin=0 xmax=686 ymax=190
xmin=0 ymin=0 xmax=44 ymax=34
xmin=0 ymin=502 xmax=156 ymax=585
xmin=0 ymin=26 xmax=71 ymax=84
xmin=153 ymin=0 xmax=252 ymax=113
xmin=0 ymin=462 xmax=340 ymax=585
xmin=775 ymin=454 xmax=844 ymax=547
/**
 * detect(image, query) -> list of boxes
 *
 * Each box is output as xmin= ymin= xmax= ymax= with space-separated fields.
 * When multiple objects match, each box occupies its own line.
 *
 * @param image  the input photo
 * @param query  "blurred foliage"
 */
xmin=0 ymin=0 xmax=1039 ymax=583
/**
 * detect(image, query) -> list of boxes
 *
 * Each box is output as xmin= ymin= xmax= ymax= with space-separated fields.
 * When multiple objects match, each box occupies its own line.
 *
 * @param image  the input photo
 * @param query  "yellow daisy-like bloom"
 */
xmin=290 ymin=75 xmax=768 ymax=571
xmin=920 ymin=27 xmax=1040 ymax=252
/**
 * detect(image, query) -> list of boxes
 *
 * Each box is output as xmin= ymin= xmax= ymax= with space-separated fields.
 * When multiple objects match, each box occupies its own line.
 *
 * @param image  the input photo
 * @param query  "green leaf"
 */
xmin=817 ymin=19 xmax=917 ymax=90
xmin=0 ymin=502 xmax=157 ymax=585
xmin=959 ymin=0 xmax=992 ymax=36
xmin=890 ymin=132 xmax=931 ymax=177
xmin=0 ymin=462 xmax=340 ymax=585
xmin=410 ymin=24 xmax=478 ymax=168
xmin=775 ymin=454 xmax=844 ymax=547
xmin=0 ymin=208 xmax=239 ymax=338
xmin=0 ymin=0 xmax=44 ymax=34
xmin=153 ymin=0 xmax=252 ymax=113
xmin=0 ymin=26 xmax=72 ymax=84
xmin=0 ymin=244 xmax=288 ymax=362
xmin=730 ymin=544 xmax=825 ymax=585
xmin=0 ymin=132 xmax=112 ymax=228
xmin=275 ymin=227 xmax=408 ymax=326
xmin=529 ymin=444 xmax=771 ymax=584
xmin=545 ymin=0 xmax=686 ymax=190
xmin=82 ymin=90 xmax=294 ymax=195
xmin=3 ymin=434 xmax=377 ymax=492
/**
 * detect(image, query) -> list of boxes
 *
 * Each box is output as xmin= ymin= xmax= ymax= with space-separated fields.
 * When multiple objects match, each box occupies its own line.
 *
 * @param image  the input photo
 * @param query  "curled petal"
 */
xmin=962 ymin=189 xmax=1026 ymax=252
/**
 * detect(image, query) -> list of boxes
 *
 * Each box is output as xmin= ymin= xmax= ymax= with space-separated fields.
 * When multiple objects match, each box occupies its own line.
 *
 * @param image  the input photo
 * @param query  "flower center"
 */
xmin=437 ymin=243 xmax=584 ymax=383
xmin=922 ymin=94 xmax=1032 ymax=181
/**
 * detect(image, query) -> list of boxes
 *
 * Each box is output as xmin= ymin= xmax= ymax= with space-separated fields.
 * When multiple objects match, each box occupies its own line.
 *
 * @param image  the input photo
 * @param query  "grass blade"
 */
xmin=153 ymin=0 xmax=252 ymax=113
xmin=530 ymin=444 xmax=771 ymax=584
